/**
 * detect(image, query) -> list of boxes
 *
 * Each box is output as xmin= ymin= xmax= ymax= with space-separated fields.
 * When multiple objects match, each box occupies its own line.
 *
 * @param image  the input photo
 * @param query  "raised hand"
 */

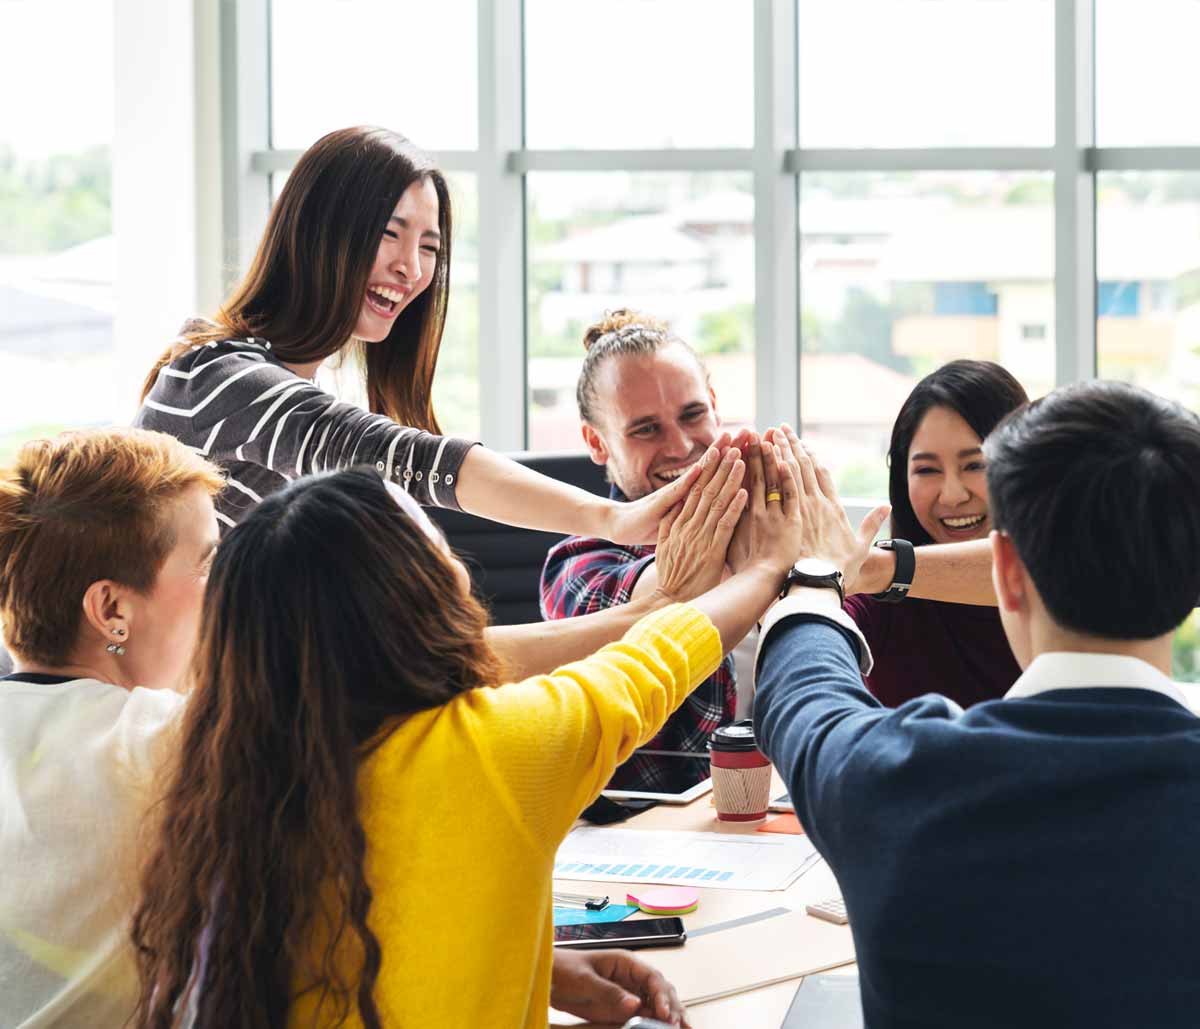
xmin=766 ymin=424 xmax=889 ymax=583
xmin=653 ymin=444 xmax=747 ymax=603
xmin=605 ymin=431 xmax=733 ymax=544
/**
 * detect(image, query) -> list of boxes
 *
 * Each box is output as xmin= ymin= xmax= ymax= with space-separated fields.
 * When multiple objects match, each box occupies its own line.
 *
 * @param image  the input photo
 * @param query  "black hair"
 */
xmin=985 ymin=379 xmax=1200 ymax=640
xmin=887 ymin=360 xmax=1029 ymax=544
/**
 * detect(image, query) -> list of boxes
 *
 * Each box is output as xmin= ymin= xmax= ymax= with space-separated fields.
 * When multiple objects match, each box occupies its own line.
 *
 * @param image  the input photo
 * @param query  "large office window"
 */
xmin=14 ymin=1 xmax=1200 ymax=677
xmin=0 ymin=0 xmax=115 ymax=465
xmin=799 ymin=172 xmax=1054 ymax=498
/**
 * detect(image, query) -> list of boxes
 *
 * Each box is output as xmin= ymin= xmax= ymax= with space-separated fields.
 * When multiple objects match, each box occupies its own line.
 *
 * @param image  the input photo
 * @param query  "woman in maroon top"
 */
xmin=845 ymin=360 xmax=1028 ymax=708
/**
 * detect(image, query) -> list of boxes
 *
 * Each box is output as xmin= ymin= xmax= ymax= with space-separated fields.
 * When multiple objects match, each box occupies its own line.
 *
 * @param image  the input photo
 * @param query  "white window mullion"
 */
xmin=1053 ymin=0 xmax=1097 ymax=385
xmin=754 ymin=0 xmax=799 ymax=433
xmin=476 ymin=0 xmax=526 ymax=451
xmin=219 ymin=0 xmax=271 ymax=296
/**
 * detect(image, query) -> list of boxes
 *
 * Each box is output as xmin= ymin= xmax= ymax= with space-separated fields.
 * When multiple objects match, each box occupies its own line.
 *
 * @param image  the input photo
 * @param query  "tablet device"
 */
xmin=768 ymin=789 xmax=794 ymax=813
xmin=781 ymin=973 xmax=862 ymax=1028
xmin=603 ymin=777 xmax=713 ymax=805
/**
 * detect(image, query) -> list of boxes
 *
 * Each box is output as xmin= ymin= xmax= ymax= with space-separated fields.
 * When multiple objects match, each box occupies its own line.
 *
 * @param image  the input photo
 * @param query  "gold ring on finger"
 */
xmin=765 ymin=490 xmax=783 ymax=504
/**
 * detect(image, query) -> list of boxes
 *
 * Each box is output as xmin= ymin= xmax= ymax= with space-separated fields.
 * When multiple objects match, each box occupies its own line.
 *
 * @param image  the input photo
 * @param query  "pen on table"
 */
xmin=553 ymin=891 xmax=609 ymax=911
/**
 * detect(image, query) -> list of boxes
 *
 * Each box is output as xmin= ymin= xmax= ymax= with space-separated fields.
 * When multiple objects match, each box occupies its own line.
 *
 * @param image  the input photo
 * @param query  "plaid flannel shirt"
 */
xmin=539 ymin=488 xmax=737 ymax=793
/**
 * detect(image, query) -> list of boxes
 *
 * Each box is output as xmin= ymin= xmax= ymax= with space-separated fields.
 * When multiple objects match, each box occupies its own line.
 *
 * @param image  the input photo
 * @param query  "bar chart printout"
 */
xmin=554 ymin=828 xmax=821 ymax=892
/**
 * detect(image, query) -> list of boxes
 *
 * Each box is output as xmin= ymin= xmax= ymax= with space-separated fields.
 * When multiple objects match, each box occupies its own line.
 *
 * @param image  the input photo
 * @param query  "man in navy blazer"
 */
xmin=755 ymin=382 xmax=1200 ymax=1028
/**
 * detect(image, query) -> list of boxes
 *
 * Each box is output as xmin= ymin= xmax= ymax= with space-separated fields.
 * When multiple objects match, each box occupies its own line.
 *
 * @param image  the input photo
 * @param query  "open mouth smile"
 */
xmin=939 ymin=513 xmax=987 ymax=531
xmin=365 ymin=284 xmax=410 ymax=318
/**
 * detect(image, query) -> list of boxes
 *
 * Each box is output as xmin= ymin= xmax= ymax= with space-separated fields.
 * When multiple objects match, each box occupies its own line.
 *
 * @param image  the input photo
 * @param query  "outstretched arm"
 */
xmin=852 ymin=538 xmax=995 ymax=606
xmin=455 ymin=436 xmax=729 ymax=545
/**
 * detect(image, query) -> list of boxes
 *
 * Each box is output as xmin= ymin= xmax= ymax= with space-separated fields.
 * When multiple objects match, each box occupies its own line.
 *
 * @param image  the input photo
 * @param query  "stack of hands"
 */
xmin=649 ymin=424 xmax=891 ymax=607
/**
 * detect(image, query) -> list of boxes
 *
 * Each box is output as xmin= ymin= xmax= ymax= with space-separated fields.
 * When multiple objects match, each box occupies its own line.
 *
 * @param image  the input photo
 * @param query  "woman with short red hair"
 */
xmin=0 ymin=427 xmax=224 ymax=1027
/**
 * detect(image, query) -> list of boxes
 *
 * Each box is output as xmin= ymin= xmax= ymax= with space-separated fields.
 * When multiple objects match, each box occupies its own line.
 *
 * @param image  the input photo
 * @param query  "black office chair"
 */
xmin=426 ymin=452 xmax=609 ymax=626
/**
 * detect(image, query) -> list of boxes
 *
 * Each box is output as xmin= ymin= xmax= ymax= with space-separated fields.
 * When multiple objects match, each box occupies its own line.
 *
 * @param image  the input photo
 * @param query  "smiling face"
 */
xmin=906 ymin=405 xmax=992 ymax=545
xmin=353 ymin=177 xmax=442 ymax=343
xmin=581 ymin=343 xmax=719 ymax=500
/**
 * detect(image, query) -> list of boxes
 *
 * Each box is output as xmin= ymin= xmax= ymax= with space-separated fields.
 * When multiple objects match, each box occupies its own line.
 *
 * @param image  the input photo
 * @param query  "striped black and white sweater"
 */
xmin=134 ymin=330 xmax=477 ymax=532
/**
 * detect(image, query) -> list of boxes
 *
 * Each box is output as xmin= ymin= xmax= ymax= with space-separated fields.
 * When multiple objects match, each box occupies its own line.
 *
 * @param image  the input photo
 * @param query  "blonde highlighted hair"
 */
xmin=0 ymin=427 xmax=224 ymax=666
xmin=576 ymin=308 xmax=708 ymax=424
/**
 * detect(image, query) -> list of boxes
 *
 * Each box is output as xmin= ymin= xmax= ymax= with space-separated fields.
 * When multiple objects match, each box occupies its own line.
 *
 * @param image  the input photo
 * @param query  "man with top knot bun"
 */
xmin=539 ymin=309 xmax=739 ymax=795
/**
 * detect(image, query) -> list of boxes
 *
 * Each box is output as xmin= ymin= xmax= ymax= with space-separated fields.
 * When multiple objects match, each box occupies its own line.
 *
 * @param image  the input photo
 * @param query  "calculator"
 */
xmin=805 ymin=895 xmax=849 ymax=925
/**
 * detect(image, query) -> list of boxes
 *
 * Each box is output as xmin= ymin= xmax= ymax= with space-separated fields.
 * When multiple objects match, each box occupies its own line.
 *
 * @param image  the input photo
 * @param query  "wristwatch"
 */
xmin=871 ymin=538 xmax=915 ymax=603
xmin=782 ymin=558 xmax=845 ymax=604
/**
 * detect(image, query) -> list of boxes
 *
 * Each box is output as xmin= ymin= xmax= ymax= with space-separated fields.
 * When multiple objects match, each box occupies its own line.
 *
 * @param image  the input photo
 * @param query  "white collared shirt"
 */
xmin=1004 ymin=651 xmax=1194 ymax=712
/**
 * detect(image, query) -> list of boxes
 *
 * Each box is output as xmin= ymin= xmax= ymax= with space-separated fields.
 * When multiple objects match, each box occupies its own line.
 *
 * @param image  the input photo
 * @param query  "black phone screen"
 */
xmin=553 ymin=916 xmax=686 ymax=949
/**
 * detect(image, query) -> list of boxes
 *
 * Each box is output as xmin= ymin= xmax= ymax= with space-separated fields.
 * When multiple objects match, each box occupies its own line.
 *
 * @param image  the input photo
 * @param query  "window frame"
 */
xmin=223 ymin=0 xmax=1200 ymax=451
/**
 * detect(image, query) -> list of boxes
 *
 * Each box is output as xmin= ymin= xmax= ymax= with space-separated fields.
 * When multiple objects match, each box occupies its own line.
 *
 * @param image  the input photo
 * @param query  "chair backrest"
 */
xmin=426 ymin=452 xmax=609 ymax=626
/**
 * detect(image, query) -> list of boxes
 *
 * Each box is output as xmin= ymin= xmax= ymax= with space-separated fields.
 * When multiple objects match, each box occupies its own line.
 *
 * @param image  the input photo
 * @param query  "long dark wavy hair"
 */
xmin=130 ymin=469 xmax=502 ymax=1028
xmin=141 ymin=126 xmax=453 ymax=432
xmin=887 ymin=359 xmax=1028 ymax=545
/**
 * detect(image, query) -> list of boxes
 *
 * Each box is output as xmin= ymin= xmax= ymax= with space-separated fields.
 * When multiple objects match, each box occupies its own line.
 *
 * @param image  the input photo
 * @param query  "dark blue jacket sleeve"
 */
xmin=755 ymin=614 xmax=966 ymax=871
xmin=754 ymin=615 xmax=889 ymax=862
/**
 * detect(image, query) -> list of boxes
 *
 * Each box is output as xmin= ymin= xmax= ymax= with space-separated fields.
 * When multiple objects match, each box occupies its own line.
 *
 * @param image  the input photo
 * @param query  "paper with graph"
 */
xmin=554 ymin=827 xmax=821 ymax=892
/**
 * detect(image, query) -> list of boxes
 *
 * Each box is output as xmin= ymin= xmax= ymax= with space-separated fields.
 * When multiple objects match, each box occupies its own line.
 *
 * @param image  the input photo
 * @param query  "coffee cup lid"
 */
xmin=708 ymin=719 xmax=759 ymax=752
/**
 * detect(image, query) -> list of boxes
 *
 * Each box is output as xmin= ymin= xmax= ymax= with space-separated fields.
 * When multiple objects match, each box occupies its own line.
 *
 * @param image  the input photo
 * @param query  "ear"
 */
xmin=989 ymin=530 xmax=1027 ymax=614
xmin=708 ymin=383 xmax=720 ymax=425
xmin=80 ymin=580 xmax=132 ymax=645
xmin=580 ymin=422 xmax=611 ymax=467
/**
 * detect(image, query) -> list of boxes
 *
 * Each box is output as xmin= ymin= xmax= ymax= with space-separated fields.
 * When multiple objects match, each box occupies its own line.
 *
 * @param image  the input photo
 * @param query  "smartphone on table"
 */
xmin=552 ymin=916 xmax=686 ymax=950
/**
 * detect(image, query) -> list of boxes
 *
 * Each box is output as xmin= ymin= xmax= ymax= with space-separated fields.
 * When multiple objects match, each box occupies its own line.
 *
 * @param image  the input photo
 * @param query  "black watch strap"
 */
xmin=783 ymin=560 xmax=846 ymax=605
xmin=871 ymin=538 xmax=915 ymax=603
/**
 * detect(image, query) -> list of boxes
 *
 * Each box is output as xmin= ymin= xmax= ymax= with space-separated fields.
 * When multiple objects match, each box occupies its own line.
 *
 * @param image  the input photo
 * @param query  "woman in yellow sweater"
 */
xmin=130 ymin=441 xmax=805 ymax=1028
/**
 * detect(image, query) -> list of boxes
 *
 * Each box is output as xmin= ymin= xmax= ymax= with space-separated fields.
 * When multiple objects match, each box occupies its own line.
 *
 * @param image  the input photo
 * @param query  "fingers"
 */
xmin=776 ymin=448 xmax=801 ymax=519
xmin=742 ymin=432 xmax=766 ymax=513
xmin=728 ymin=427 xmax=752 ymax=456
xmin=780 ymin=423 xmax=819 ymax=497
xmin=657 ymin=502 xmax=683 ymax=550
xmin=647 ymin=453 xmax=707 ymax=531
xmin=761 ymin=441 xmax=785 ymax=508
xmin=859 ymin=503 xmax=891 ymax=546
xmin=597 ymin=950 xmax=685 ymax=1026
xmin=710 ymin=488 xmax=748 ymax=557
xmin=699 ymin=456 xmax=746 ymax=540
xmin=676 ymin=445 xmax=721 ymax=526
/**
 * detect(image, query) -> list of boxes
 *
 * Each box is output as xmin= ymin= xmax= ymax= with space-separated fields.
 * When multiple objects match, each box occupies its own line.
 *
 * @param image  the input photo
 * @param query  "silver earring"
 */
xmin=105 ymin=642 xmax=127 ymax=656
xmin=111 ymin=628 xmax=126 ymax=638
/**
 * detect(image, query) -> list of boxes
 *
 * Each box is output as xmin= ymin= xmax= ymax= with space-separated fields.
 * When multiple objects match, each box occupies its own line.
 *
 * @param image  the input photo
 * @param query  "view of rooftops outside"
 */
xmin=527 ymin=173 xmax=755 ymax=451
xmin=0 ymin=0 xmax=114 ymax=465
xmin=1097 ymin=173 xmax=1200 ymax=409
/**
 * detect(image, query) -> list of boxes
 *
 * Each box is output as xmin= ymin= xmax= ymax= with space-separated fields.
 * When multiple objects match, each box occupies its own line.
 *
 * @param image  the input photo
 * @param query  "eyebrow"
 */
xmin=388 ymin=215 xmax=441 ymax=243
xmin=910 ymin=447 xmax=983 ymax=463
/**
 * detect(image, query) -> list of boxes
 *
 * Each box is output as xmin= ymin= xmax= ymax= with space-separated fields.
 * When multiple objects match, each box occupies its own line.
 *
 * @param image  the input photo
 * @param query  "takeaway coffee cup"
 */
xmin=708 ymin=719 xmax=772 ymax=822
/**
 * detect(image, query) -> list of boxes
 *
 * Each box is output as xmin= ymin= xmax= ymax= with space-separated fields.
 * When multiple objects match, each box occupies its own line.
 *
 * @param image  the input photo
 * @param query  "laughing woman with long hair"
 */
xmin=129 ymin=449 xmax=800 ymax=1027
xmin=134 ymin=126 xmax=691 ymax=545
xmin=134 ymin=126 xmax=713 ymax=679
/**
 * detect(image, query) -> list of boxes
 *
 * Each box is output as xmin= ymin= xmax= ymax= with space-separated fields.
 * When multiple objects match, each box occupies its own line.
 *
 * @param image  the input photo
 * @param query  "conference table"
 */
xmin=550 ymin=683 xmax=1200 ymax=1027
xmin=549 ymin=772 xmax=857 ymax=1028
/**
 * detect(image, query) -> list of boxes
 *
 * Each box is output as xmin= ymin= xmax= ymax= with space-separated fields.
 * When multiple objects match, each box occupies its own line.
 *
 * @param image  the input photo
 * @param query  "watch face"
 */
xmin=794 ymin=557 xmax=840 ymax=578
